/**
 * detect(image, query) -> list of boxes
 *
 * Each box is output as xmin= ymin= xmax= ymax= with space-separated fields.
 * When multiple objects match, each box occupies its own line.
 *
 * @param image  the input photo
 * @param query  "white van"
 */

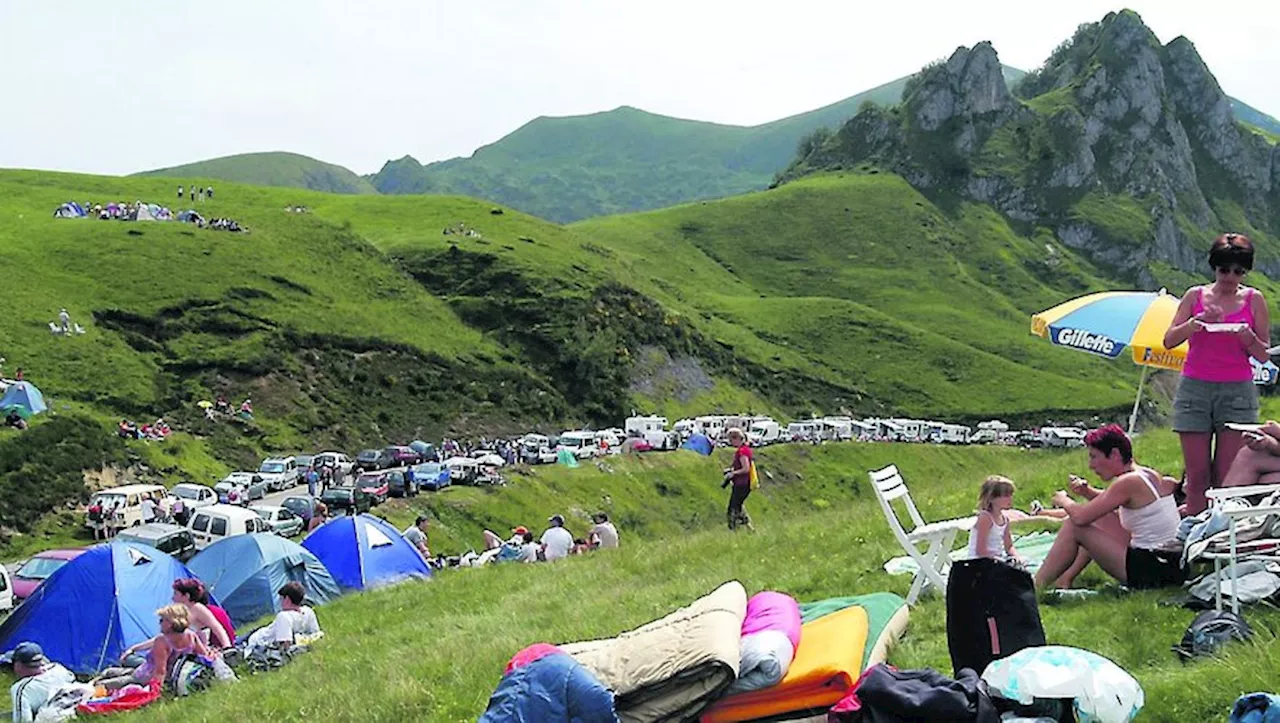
xmin=786 ymin=421 xmax=822 ymax=442
xmin=87 ymin=484 xmax=168 ymax=529
xmin=1041 ymin=427 xmax=1087 ymax=448
xmin=625 ymin=416 xmax=673 ymax=449
xmin=821 ymin=417 xmax=855 ymax=441
xmin=557 ymin=431 xmax=599 ymax=459
xmin=747 ymin=420 xmax=780 ymax=446
xmin=257 ymin=456 xmax=299 ymax=492
xmin=187 ymin=504 xmax=274 ymax=549
xmin=0 ymin=566 xmax=13 ymax=613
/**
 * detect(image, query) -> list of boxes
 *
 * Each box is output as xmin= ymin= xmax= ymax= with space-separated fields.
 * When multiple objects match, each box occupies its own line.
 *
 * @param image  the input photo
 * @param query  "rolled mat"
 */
xmin=700 ymin=605 xmax=869 ymax=723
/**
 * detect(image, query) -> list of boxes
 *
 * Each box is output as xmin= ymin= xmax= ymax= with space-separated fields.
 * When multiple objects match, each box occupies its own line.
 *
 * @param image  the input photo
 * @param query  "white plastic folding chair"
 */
xmin=1202 ymin=485 xmax=1280 ymax=614
xmin=869 ymin=464 xmax=976 ymax=605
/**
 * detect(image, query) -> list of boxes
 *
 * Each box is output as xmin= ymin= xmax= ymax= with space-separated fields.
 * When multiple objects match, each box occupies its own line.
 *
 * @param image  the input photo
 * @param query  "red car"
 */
xmin=355 ymin=471 xmax=390 ymax=505
xmin=13 ymin=548 xmax=87 ymax=601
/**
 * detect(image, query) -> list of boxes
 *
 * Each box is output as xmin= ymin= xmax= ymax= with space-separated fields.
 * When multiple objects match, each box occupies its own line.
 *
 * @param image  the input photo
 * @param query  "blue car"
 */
xmin=413 ymin=462 xmax=451 ymax=491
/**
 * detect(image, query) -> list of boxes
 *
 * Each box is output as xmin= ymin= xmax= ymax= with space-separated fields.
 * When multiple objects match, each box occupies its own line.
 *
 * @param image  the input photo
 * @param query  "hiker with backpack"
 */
xmin=721 ymin=428 xmax=756 ymax=531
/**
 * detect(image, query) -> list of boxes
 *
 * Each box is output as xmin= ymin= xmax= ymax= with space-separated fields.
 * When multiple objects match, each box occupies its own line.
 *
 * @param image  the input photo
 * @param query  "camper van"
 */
xmin=821 ymin=417 xmax=855 ymax=441
xmin=87 ymin=484 xmax=168 ymax=530
xmin=1040 ymin=427 xmax=1087 ymax=448
xmin=747 ymin=419 xmax=781 ymax=446
xmin=849 ymin=420 xmax=876 ymax=441
xmin=625 ymin=416 xmax=675 ymax=450
xmin=695 ymin=416 xmax=729 ymax=441
xmin=786 ymin=421 xmax=822 ymax=442
xmin=186 ymin=504 xmax=274 ymax=550
xmin=557 ymin=431 xmax=600 ymax=459
xmin=937 ymin=424 xmax=972 ymax=445
xmin=890 ymin=419 xmax=926 ymax=442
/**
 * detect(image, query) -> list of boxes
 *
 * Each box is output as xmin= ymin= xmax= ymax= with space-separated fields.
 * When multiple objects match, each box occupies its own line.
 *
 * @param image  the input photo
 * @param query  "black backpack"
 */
xmin=946 ymin=557 xmax=1047 ymax=677
xmin=1173 ymin=610 xmax=1252 ymax=661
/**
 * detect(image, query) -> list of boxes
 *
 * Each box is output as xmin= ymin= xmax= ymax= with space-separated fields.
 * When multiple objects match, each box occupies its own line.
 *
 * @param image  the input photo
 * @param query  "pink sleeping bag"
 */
xmin=727 ymin=591 xmax=803 ymax=695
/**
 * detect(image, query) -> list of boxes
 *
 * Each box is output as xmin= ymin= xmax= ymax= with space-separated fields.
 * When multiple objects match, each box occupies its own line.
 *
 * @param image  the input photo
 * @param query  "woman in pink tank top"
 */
xmin=1163 ymin=233 xmax=1270 ymax=514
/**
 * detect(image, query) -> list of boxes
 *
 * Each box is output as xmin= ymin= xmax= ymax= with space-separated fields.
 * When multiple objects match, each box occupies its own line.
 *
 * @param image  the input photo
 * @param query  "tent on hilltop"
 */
xmin=0 ymin=381 xmax=47 ymax=418
xmin=301 ymin=514 xmax=431 ymax=591
xmin=176 ymin=209 xmax=205 ymax=225
xmin=188 ymin=533 xmax=341 ymax=629
xmin=52 ymin=202 xmax=86 ymax=219
xmin=0 ymin=542 xmax=204 ymax=674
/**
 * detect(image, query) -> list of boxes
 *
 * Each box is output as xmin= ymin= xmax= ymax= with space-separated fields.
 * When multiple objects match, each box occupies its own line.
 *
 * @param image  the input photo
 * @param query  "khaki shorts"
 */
xmin=1172 ymin=377 xmax=1258 ymax=433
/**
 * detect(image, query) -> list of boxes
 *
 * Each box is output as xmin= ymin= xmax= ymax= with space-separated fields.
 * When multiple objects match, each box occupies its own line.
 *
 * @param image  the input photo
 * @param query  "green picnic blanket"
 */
xmin=883 ymin=530 xmax=1059 ymax=576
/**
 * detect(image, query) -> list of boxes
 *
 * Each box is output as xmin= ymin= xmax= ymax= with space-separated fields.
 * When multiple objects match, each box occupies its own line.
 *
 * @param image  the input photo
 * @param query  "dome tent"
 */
xmin=301 ymin=514 xmax=431 ymax=591
xmin=188 ymin=533 xmax=341 ymax=629
xmin=0 ymin=541 xmax=204 ymax=674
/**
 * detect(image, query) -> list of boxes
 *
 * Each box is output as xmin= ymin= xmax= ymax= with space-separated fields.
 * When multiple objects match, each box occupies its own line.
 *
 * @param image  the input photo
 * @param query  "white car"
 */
xmin=556 ymin=432 xmax=599 ymax=459
xmin=169 ymin=483 xmax=218 ymax=510
xmin=250 ymin=505 xmax=305 ymax=537
xmin=470 ymin=450 xmax=506 ymax=467
xmin=313 ymin=451 xmax=354 ymax=479
xmin=216 ymin=472 xmax=268 ymax=504
xmin=257 ymin=457 xmax=299 ymax=492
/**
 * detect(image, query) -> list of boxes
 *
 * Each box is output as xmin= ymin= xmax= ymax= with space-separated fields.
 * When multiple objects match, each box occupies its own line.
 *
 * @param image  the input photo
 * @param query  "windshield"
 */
xmin=173 ymin=486 xmax=203 ymax=500
xmin=295 ymin=455 xmax=313 ymax=467
xmin=324 ymin=489 xmax=352 ymax=500
xmin=92 ymin=493 xmax=126 ymax=508
xmin=282 ymin=499 xmax=309 ymax=515
xmin=357 ymin=450 xmax=379 ymax=460
xmin=253 ymin=509 xmax=273 ymax=521
xmin=16 ymin=557 xmax=69 ymax=580
xmin=259 ymin=462 xmax=285 ymax=473
xmin=558 ymin=436 xmax=584 ymax=448
xmin=416 ymin=464 xmax=441 ymax=476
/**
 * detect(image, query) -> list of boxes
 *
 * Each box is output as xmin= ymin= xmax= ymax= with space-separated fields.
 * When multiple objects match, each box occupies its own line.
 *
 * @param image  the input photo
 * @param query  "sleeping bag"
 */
xmin=725 ymin=591 xmax=802 ymax=695
xmin=561 ymin=581 xmax=747 ymax=723
xmin=480 ymin=649 xmax=618 ymax=723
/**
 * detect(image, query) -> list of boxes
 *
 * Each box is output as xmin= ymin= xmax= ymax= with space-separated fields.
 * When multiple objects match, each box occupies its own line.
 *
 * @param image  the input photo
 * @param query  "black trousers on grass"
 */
xmin=727 ymin=485 xmax=752 ymax=530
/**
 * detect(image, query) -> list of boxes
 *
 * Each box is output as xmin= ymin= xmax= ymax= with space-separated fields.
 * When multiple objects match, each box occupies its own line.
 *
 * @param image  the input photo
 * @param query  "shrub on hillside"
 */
xmin=0 ymin=415 xmax=126 ymax=534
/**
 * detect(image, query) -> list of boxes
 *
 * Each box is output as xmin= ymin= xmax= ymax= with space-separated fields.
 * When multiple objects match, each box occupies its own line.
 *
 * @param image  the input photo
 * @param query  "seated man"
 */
xmin=245 ymin=582 xmax=322 ymax=654
xmin=1221 ymin=420 xmax=1280 ymax=489
xmin=5 ymin=642 xmax=75 ymax=723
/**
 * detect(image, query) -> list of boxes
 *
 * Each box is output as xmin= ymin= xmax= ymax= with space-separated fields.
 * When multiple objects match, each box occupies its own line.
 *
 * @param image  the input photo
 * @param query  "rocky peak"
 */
xmin=908 ymin=42 xmax=1012 ymax=132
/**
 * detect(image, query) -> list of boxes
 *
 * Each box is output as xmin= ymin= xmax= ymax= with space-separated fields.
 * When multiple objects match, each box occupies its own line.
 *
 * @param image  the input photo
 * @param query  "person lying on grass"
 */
xmin=1034 ymin=424 xmax=1187 ymax=591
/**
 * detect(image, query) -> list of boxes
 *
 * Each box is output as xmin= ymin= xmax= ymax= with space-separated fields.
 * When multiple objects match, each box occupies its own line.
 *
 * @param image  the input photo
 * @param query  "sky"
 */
xmin=1 ymin=0 xmax=1276 ymax=177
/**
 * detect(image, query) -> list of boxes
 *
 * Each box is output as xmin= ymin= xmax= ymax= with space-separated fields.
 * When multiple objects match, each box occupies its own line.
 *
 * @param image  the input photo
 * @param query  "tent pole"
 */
xmin=1128 ymin=366 xmax=1150 ymax=435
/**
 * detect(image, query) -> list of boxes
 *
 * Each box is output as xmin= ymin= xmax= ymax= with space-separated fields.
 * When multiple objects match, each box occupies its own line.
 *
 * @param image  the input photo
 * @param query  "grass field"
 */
xmin=135 ymin=152 xmax=377 ymax=195
xmin=98 ymin=422 xmax=1278 ymax=722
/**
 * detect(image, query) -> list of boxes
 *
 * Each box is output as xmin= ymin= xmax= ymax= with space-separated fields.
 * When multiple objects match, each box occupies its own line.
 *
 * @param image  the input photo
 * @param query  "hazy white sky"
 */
xmin=2 ymin=1 xmax=1276 ymax=176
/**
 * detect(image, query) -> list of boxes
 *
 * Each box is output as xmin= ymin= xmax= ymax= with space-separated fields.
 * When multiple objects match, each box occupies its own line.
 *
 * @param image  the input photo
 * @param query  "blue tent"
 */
xmin=0 ymin=382 xmax=47 ymax=418
xmin=0 ymin=542 xmax=202 ymax=674
xmin=681 ymin=433 xmax=714 ymax=456
xmin=301 ymin=514 xmax=431 ymax=591
xmin=188 ymin=533 xmax=341 ymax=629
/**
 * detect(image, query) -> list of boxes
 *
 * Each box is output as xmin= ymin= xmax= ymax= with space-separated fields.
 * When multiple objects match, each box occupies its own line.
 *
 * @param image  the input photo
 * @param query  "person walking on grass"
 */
xmin=721 ymin=428 xmax=754 ymax=531
xmin=1163 ymin=233 xmax=1270 ymax=514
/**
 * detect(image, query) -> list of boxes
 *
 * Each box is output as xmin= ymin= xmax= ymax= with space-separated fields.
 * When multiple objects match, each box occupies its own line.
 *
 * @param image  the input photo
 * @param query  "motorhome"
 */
xmin=786 ymin=420 xmax=822 ymax=442
xmin=821 ymin=417 xmax=855 ymax=441
xmin=625 ymin=415 xmax=674 ymax=449
xmin=850 ymin=420 xmax=876 ymax=440
xmin=696 ymin=416 xmax=729 ymax=440
xmin=672 ymin=419 xmax=697 ymax=440
xmin=937 ymin=424 xmax=972 ymax=445
xmin=1041 ymin=427 xmax=1087 ymax=448
xmin=890 ymin=419 xmax=926 ymax=442
xmin=747 ymin=419 xmax=781 ymax=446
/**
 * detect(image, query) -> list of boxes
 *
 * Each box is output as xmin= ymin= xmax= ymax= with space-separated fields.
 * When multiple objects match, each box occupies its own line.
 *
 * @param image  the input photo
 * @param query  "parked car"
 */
xmin=216 ymin=473 xmax=268 ymax=504
xmin=355 ymin=471 xmax=391 ymax=504
xmin=556 ymin=432 xmax=599 ymax=460
xmin=12 ymin=549 xmax=87 ymax=601
xmin=280 ymin=495 xmax=322 ymax=525
xmin=386 ymin=469 xmax=418 ymax=498
xmin=409 ymin=441 xmax=439 ymax=463
xmin=169 ymin=483 xmax=218 ymax=511
xmin=294 ymin=454 xmax=315 ymax=471
xmin=86 ymin=484 xmax=168 ymax=530
xmin=115 ymin=523 xmax=198 ymax=562
xmin=257 ymin=457 xmax=299 ymax=492
xmin=355 ymin=448 xmax=394 ymax=472
xmin=320 ymin=486 xmax=373 ymax=515
xmin=412 ymin=462 xmax=451 ymax=491
xmin=251 ymin=505 xmax=305 ymax=537
xmin=313 ymin=451 xmax=355 ymax=480
xmin=443 ymin=456 xmax=480 ymax=485
xmin=383 ymin=446 xmax=421 ymax=467
xmin=0 ymin=565 xmax=12 ymax=613
xmin=470 ymin=449 xmax=506 ymax=467
xmin=187 ymin=504 xmax=274 ymax=549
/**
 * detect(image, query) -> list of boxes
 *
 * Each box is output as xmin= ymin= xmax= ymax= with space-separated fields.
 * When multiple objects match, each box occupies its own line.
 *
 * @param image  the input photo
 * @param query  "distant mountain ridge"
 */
xmin=136 ymin=151 xmax=377 ymax=195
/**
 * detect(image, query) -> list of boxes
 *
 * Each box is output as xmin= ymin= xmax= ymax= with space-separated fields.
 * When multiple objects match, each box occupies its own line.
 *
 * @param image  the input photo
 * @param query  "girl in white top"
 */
xmin=967 ymin=475 xmax=1020 ymax=561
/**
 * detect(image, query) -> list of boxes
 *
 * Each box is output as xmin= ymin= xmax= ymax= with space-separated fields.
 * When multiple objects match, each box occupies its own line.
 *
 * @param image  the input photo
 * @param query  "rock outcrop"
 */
xmin=778 ymin=10 xmax=1280 ymax=281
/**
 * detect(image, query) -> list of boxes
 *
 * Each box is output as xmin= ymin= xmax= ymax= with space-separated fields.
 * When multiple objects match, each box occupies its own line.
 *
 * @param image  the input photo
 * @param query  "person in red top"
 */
xmin=721 ymin=428 xmax=754 ymax=531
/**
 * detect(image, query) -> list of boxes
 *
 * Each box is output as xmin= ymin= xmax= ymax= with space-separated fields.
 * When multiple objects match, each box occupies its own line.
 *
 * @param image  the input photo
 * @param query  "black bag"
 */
xmin=946 ymin=557 xmax=1046 ymax=677
xmin=1173 ymin=609 xmax=1252 ymax=661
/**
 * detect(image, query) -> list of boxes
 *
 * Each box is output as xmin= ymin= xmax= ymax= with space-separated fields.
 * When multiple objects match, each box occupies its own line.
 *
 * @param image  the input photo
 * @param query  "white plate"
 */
xmin=1199 ymin=322 xmax=1247 ymax=333
xmin=1225 ymin=423 xmax=1264 ymax=433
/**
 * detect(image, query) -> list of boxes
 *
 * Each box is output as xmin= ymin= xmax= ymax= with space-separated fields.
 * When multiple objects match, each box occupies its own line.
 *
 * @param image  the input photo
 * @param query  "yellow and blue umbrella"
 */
xmin=1031 ymin=290 xmax=1277 ymax=431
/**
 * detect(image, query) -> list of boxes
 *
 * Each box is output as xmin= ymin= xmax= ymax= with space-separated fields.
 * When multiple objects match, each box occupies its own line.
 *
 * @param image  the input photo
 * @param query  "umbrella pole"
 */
xmin=1128 ymin=366 xmax=1150 ymax=435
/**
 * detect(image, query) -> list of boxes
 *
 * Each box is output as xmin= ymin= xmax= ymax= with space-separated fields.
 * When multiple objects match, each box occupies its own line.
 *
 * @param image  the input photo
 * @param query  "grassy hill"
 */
xmin=103 ymin=424 xmax=1280 ymax=722
xmin=136 ymin=152 xmax=377 ymax=195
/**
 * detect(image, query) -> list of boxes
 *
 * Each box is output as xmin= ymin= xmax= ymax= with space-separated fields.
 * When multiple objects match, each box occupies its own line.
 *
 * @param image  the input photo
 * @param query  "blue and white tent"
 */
xmin=0 ymin=542 xmax=203 ymax=674
xmin=681 ymin=433 xmax=714 ymax=456
xmin=301 ymin=514 xmax=431 ymax=591
xmin=52 ymin=202 xmax=86 ymax=219
xmin=0 ymin=381 xmax=47 ymax=418
xmin=189 ymin=533 xmax=340 ymax=629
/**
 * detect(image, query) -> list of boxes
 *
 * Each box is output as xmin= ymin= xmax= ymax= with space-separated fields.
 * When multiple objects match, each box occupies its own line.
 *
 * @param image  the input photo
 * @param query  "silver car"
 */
xmin=215 ymin=473 xmax=267 ymax=504
xmin=250 ymin=505 xmax=304 ymax=537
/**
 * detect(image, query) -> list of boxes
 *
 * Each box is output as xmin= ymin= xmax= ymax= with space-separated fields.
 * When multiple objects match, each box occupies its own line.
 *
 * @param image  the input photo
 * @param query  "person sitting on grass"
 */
xmin=245 ymin=582 xmax=321 ymax=654
xmin=1034 ymin=425 xmax=1186 ymax=591
xmin=172 ymin=578 xmax=233 ymax=650
xmin=966 ymin=476 xmax=1024 ymax=563
xmin=95 ymin=605 xmax=211 ymax=690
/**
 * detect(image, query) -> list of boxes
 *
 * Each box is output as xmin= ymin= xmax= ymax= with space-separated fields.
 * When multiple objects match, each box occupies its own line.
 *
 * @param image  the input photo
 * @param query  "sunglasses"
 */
xmin=1217 ymin=265 xmax=1249 ymax=276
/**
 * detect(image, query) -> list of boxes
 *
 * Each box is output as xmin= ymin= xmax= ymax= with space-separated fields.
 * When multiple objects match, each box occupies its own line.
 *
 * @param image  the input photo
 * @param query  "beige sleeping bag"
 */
xmin=561 ymin=581 xmax=748 ymax=723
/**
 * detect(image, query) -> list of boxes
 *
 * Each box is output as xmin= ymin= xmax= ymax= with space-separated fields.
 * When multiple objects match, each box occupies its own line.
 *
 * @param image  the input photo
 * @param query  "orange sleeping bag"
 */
xmin=700 ymin=605 xmax=869 ymax=723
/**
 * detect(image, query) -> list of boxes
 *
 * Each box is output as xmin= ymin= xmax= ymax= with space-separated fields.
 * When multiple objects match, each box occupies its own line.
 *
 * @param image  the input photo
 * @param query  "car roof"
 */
xmin=193 ymin=504 xmax=260 ymax=520
xmin=118 ymin=523 xmax=188 ymax=541
xmin=172 ymin=482 xmax=211 ymax=490
xmin=262 ymin=456 xmax=294 ymax=463
xmin=30 ymin=548 xmax=87 ymax=560
xmin=250 ymin=505 xmax=283 ymax=513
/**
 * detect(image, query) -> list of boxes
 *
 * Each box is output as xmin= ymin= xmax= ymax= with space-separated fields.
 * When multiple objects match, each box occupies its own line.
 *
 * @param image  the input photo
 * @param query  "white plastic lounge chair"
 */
xmin=74 ymin=323 xmax=86 ymax=335
xmin=1202 ymin=485 xmax=1280 ymax=613
xmin=48 ymin=322 xmax=63 ymax=335
xmin=869 ymin=465 xmax=976 ymax=605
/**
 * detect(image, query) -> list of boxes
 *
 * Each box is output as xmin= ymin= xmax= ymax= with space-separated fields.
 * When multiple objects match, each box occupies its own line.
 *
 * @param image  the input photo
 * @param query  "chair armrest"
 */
xmin=1207 ymin=485 xmax=1280 ymax=503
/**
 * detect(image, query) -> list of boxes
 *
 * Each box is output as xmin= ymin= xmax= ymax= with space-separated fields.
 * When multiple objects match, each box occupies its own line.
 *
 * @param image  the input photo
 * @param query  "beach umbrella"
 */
xmin=1031 ymin=290 xmax=1277 ymax=433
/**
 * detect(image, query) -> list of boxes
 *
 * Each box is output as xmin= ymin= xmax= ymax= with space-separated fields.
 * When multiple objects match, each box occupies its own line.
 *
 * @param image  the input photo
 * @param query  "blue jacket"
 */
xmin=1232 ymin=693 xmax=1280 ymax=723
xmin=479 ymin=653 xmax=617 ymax=723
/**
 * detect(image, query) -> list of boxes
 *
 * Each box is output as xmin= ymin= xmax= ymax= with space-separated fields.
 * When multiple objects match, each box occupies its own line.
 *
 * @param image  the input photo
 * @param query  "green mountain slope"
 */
xmin=136 ymin=151 xmax=377 ymax=194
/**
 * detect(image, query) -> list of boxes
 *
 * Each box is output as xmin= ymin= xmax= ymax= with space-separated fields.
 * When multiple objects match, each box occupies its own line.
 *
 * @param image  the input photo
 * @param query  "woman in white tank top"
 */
xmin=1035 ymin=425 xmax=1187 ymax=591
